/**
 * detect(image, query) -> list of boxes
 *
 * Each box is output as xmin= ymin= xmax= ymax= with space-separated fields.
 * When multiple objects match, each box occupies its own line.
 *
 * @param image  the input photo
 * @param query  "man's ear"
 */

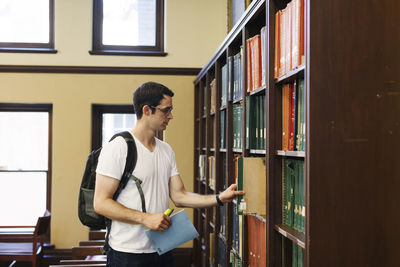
xmin=142 ymin=105 xmax=152 ymax=117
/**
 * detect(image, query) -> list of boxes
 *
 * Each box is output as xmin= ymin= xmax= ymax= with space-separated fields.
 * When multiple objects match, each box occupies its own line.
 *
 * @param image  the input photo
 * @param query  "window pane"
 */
xmin=0 ymin=172 xmax=47 ymax=226
xmin=0 ymin=0 xmax=50 ymax=43
xmin=0 ymin=112 xmax=48 ymax=170
xmin=102 ymin=0 xmax=156 ymax=46
xmin=102 ymin=113 xmax=137 ymax=145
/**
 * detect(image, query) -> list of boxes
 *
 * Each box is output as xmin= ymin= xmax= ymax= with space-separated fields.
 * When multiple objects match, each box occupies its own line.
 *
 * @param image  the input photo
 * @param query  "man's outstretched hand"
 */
xmin=219 ymin=184 xmax=245 ymax=203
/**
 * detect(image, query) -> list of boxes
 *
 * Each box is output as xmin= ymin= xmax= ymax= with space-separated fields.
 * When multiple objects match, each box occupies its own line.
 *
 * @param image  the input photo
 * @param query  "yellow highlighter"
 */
xmin=164 ymin=208 xmax=174 ymax=216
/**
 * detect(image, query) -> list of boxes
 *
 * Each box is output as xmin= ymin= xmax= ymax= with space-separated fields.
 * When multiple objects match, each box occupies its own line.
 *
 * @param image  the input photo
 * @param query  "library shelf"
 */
xmin=232 ymin=148 xmax=243 ymax=153
xmin=249 ymin=149 xmax=267 ymax=155
xmin=193 ymin=0 xmax=399 ymax=266
xmin=249 ymin=214 xmax=267 ymax=223
xmin=232 ymin=98 xmax=243 ymax=104
xmin=274 ymin=224 xmax=305 ymax=249
xmin=276 ymin=150 xmax=305 ymax=158
xmin=249 ymin=85 xmax=267 ymax=96
xmin=275 ymin=64 xmax=305 ymax=84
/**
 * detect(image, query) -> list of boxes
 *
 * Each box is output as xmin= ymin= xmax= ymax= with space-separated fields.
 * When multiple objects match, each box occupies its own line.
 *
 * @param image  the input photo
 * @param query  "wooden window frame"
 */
xmin=0 ymin=103 xmax=52 ymax=243
xmin=90 ymin=0 xmax=166 ymax=56
xmin=0 ymin=0 xmax=57 ymax=54
xmin=92 ymin=104 xmax=163 ymax=151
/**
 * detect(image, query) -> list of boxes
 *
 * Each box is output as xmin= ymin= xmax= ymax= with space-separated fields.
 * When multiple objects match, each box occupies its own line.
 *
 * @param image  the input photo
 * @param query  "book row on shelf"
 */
xmin=274 ymin=0 xmax=304 ymax=78
xmin=282 ymin=158 xmax=305 ymax=233
xmin=282 ymin=78 xmax=305 ymax=151
xmin=208 ymin=25 xmax=269 ymax=114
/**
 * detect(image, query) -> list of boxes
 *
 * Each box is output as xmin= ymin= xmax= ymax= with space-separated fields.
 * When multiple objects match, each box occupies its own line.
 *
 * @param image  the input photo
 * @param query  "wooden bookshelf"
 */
xmin=193 ymin=0 xmax=399 ymax=266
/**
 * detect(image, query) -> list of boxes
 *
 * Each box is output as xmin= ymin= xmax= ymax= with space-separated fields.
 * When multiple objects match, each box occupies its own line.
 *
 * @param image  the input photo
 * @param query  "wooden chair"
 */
xmin=0 ymin=210 xmax=51 ymax=267
xmin=59 ymin=259 xmax=106 ymax=265
xmin=88 ymin=230 xmax=105 ymax=241
xmin=71 ymin=245 xmax=103 ymax=260
xmin=78 ymin=240 xmax=105 ymax=246
xmin=49 ymin=264 xmax=106 ymax=267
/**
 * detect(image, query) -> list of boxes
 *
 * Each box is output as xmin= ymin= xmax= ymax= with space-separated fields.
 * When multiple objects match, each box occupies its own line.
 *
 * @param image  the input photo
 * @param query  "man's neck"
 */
xmin=131 ymin=122 xmax=156 ymax=148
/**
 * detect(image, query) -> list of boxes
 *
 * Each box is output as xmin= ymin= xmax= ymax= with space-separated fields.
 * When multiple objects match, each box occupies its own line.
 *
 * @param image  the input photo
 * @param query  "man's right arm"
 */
xmin=93 ymin=173 xmax=171 ymax=231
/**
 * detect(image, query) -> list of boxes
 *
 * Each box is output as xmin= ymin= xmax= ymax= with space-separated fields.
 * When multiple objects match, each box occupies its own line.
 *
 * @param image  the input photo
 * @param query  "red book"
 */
xmin=299 ymin=0 xmax=305 ymax=65
xmin=287 ymin=1 xmax=293 ymax=73
xmin=274 ymin=11 xmax=281 ymax=78
xmin=251 ymin=36 xmax=256 ymax=91
xmin=258 ymin=219 xmax=266 ymax=266
xmin=247 ymin=216 xmax=255 ymax=266
xmin=279 ymin=9 xmax=285 ymax=77
xmin=252 ymin=35 xmax=262 ymax=90
xmin=246 ymin=38 xmax=253 ymax=92
xmin=291 ymin=0 xmax=299 ymax=69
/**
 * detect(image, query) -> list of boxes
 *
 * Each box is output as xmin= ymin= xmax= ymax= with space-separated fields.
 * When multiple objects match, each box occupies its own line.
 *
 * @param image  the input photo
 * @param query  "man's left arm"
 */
xmin=169 ymin=174 xmax=244 ymax=208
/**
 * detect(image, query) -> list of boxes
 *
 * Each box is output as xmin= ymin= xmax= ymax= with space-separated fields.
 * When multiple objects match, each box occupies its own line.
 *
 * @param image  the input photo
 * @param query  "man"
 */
xmin=94 ymin=81 xmax=244 ymax=267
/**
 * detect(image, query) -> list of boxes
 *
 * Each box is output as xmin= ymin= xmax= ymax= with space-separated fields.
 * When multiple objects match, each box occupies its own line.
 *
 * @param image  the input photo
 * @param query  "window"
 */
xmin=0 ymin=104 xmax=52 ymax=228
xmin=90 ymin=0 xmax=166 ymax=56
xmin=92 ymin=105 xmax=137 ymax=150
xmin=0 ymin=0 xmax=56 ymax=53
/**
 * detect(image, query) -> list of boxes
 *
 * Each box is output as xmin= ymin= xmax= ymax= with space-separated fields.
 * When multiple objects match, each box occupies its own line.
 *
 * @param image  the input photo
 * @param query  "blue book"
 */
xmin=145 ymin=209 xmax=199 ymax=255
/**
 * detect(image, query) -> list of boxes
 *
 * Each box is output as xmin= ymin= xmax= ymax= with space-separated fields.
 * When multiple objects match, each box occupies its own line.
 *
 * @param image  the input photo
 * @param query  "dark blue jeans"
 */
xmin=107 ymin=247 xmax=175 ymax=267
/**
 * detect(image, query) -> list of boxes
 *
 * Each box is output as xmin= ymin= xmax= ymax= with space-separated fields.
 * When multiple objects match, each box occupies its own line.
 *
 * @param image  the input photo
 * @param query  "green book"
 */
xmin=292 ymin=243 xmax=298 ymax=267
xmin=298 ymin=79 xmax=305 ymax=151
xmin=246 ymin=96 xmax=257 ymax=149
xmin=221 ymin=63 xmax=227 ymax=107
xmin=255 ymin=95 xmax=260 ymax=149
xmin=294 ymin=160 xmax=300 ymax=231
xmin=237 ymin=157 xmax=243 ymax=215
xmin=203 ymin=85 xmax=207 ymax=115
xmin=233 ymin=104 xmax=238 ymax=148
xmin=262 ymin=95 xmax=266 ymax=149
xmin=288 ymin=159 xmax=295 ymax=227
xmin=238 ymin=104 xmax=243 ymax=149
xmin=298 ymin=246 xmax=304 ymax=267
xmin=300 ymin=160 xmax=305 ymax=233
xmin=282 ymin=158 xmax=288 ymax=224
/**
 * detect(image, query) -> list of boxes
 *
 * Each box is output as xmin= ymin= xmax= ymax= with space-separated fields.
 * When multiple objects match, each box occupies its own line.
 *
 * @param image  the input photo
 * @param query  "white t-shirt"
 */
xmin=96 ymin=132 xmax=179 ymax=253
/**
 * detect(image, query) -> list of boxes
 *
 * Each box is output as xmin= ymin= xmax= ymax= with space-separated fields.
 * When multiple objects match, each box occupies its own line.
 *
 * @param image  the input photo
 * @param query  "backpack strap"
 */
xmin=128 ymin=174 xmax=146 ymax=213
xmin=104 ymin=131 xmax=142 ymax=254
xmin=112 ymin=131 xmax=137 ymax=198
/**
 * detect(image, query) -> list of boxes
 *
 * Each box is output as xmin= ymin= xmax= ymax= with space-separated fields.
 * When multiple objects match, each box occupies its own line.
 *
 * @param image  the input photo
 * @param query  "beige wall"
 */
xmin=0 ymin=0 xmax=228 ymax=248
xmin=0 ymin=0 xmax=227 ymax=68
xmin=0 ymin=73 xmax=194 ymax=248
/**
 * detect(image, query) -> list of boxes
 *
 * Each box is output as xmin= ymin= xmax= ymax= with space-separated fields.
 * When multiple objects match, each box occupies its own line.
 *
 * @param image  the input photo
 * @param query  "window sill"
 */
xmin=0 ymin=47 xmax=57 ymax=54
xmin=89 ymin=49 xmax=167 ymax=57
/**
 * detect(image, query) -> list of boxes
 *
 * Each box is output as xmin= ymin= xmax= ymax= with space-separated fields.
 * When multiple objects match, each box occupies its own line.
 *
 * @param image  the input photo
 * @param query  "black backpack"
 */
xmin=78 ymin=131 xmax=140 ymax=229
xmin=78 ymin=131 xmax=146 ymax=252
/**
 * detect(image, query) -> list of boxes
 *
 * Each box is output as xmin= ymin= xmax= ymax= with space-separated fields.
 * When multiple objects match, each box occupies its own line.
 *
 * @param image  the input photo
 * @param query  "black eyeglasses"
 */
xmin=151 ymin=106 xmax=173 ymax=115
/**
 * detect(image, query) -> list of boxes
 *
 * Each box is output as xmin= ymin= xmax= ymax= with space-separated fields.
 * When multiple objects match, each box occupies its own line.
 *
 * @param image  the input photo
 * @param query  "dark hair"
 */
xmin=133 ymin=82 xmax=174 ymax=119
